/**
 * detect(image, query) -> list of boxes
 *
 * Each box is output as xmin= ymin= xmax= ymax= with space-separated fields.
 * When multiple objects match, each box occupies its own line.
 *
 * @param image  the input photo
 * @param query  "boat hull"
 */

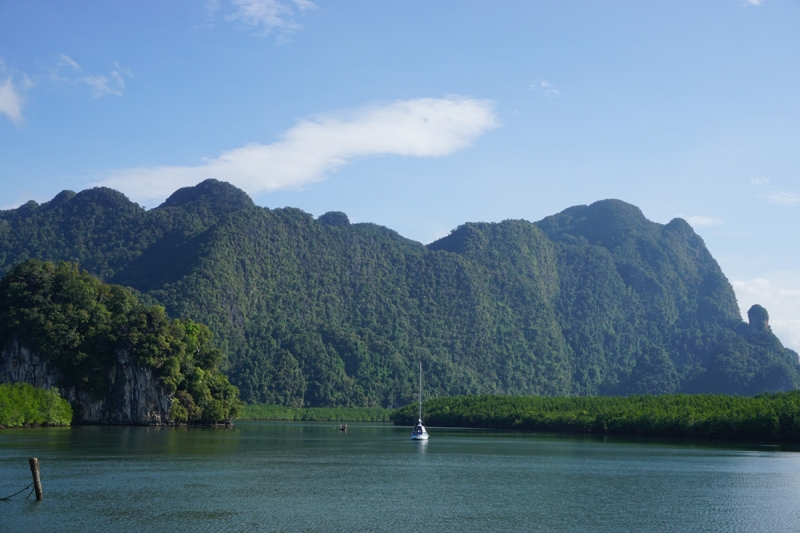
xmin=411 ymin=420 xmax=429 ymax=440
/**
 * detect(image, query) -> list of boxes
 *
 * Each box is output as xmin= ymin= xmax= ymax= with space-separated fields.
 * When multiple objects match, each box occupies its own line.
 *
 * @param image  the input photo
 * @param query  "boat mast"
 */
xmin=418 ymin=361 xmax=423 ymax=422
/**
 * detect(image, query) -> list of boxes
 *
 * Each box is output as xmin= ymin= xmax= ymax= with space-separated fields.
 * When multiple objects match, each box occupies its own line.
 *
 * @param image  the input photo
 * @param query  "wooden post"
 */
xmin=28 ymin=457 xmax=42 ymax=501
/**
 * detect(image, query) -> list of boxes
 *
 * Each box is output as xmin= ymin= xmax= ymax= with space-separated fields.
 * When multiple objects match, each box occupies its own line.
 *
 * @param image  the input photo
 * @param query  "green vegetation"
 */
xmin=391 ymin=393 xmax=800 ymax=442
xmin=0 ymin=259 xmax=241 ymax=422
xmin=0 ymin=383 xmax=72 ymax=428
xmin=240 ymin=404 xmax=390 ymax=422
xmin=1 ymin=180 xmax=797 ymax=407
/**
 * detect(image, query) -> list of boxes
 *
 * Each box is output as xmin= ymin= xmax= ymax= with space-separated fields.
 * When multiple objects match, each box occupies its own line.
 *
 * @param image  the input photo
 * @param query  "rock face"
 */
xmin=0 ymin=336 xmax=174 ymax=425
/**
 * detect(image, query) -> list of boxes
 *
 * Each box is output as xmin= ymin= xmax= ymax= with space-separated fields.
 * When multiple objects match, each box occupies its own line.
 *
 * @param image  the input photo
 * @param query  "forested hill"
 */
xmin=1 ymin=180 xmax=797 ymax=406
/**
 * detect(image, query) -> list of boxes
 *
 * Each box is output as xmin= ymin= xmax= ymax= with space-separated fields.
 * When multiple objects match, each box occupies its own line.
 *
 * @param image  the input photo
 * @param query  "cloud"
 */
xmin=533 ymin=81 xmax=560 ymax=98
xmin=291 ymin=0 xmax=315 ymax=11
xmin=743 ymin=0 xmax=766 ymax=5
xmin=0 ymin=78 xmax=24 ymax=123
xmin=751 ymin=177 xmax=769 ymax=185
xmin=95 ymin=96 xmax=498 ymax=204
xmin=0 ymin=58 xmax=32 ymax=124
xmin=52 ymin=55 xmax=131 ymax=98
xmin=763 ymin=190 xmax=799 ymax=206
xmin=682 ymin=215 xmax=723 ymax=228
xmin=224 ymin=0 xmax=315 ymax=37
xmin=205 ymin=0 xmax=221 ymax=17
xmin=732 ymin=274 xmax=800 ymax=350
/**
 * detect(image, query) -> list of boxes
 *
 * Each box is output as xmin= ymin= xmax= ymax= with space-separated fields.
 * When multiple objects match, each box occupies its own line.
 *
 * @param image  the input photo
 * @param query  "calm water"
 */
xmin=3 ymin=422 xmax=800 ymax=532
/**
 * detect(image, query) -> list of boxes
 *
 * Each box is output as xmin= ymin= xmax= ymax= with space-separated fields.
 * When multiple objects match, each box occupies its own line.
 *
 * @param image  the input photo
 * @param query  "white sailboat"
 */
xmin=411 ymin=361 xmax=429 ymax=440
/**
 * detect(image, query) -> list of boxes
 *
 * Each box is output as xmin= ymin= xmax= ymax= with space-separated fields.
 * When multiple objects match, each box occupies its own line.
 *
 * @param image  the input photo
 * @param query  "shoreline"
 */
xmin=390 ymin=393 xmax=800 ymax=444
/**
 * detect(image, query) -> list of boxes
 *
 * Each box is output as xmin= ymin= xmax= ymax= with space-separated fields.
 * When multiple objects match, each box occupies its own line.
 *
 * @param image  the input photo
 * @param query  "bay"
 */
xmin=2 ymin=422 xmax=800 ymax=532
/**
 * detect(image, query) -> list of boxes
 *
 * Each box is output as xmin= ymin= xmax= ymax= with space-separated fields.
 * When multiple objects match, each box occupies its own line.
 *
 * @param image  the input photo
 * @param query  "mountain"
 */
xmin=1 ymin=180 xmax=797 ymax=406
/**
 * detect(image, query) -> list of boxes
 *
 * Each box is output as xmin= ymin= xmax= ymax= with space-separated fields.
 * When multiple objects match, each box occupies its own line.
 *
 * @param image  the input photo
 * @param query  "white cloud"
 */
xmin=0 ymin=77 xmax=24 ymax=123
xmin=533 ymin=80 xmax=560 ymax=98
xmin=751 ymin=177 xmax=769 ymax=185
xmin=0 ymin=58 xmax=31 ymax=124
xmin=763 ymin=190 xmax=800 ymax=206
xmin=52 ymin=55 xmax=131 ymax=98
xmin=743 ymin=0 xmax=766 ymax=5
xmin=205 ymin=0 xmax=221 ymax=17
xmin=292 ymin=0 xmax=316 ymax=11
xmin=95 ymin=96 xmax=498 ymax=204
xmin=194 ymin=1 xmax=221 ymax=29
xmin=682 ymin=215 xmax=723 ymax=228
xmin=225 ymin=0 xmax=315 ymax=37
xmin=732 ymin=274 xmax=800 ymax=351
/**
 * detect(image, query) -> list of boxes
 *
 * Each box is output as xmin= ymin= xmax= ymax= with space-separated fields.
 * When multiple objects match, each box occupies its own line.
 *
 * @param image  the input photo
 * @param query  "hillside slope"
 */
xmin=1 ymin=180 xmax=796 ymax=406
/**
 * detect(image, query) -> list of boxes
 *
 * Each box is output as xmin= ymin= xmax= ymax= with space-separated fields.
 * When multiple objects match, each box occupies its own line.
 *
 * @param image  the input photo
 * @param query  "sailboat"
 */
xmin=411 ymin=361 xmax=429 ymax=440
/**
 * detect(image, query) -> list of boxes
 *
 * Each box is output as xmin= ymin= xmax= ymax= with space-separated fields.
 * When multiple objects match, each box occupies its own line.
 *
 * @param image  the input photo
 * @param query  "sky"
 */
xmin=0 ymin=1 xmax=798 ymax=348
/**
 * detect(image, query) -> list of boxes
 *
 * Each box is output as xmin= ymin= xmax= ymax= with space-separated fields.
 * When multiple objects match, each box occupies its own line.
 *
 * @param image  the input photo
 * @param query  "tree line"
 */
xmin=0 ymin=383 xmax=72 ymax=428
xmin=391 ymin=393 xmax=800 ymax=441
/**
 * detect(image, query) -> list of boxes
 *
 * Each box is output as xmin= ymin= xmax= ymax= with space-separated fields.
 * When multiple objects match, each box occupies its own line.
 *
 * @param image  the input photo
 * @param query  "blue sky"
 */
xmin=1 ymin=1 xmax=798 ymax=348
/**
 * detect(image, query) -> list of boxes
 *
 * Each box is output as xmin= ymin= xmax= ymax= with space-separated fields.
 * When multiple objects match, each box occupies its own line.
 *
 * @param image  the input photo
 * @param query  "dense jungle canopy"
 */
xmin=0 ymin=180 xmax=797 ymax=407
xmin=0 ymin=259 xmax=240 ymax=422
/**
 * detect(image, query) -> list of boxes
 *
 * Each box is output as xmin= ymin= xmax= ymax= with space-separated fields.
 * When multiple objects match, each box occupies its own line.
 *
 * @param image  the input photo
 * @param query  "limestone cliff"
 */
xmin=0 ymin=336 xmax=174 ymax=425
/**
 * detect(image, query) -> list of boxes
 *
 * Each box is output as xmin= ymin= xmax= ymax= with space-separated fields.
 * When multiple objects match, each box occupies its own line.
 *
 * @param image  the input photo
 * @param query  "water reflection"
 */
xmin=414 ymin=438 xmax=429 ymax=455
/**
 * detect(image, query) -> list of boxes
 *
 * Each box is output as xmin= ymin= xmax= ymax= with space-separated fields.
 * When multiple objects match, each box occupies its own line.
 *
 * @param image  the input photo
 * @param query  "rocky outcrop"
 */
xmin=748 ymin=304 xmax=770 ymax=332
xmin=0 ymin=336 xmax=174 ymax=425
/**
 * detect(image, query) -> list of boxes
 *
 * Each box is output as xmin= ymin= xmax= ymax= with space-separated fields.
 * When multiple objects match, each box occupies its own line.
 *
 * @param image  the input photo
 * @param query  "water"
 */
xmin=3 ymin=422 xmax=800 ymax=532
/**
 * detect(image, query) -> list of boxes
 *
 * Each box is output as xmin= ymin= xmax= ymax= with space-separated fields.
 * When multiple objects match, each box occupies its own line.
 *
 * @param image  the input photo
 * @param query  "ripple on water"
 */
xmin=3 ymin=423 xmax=800 ymax=532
